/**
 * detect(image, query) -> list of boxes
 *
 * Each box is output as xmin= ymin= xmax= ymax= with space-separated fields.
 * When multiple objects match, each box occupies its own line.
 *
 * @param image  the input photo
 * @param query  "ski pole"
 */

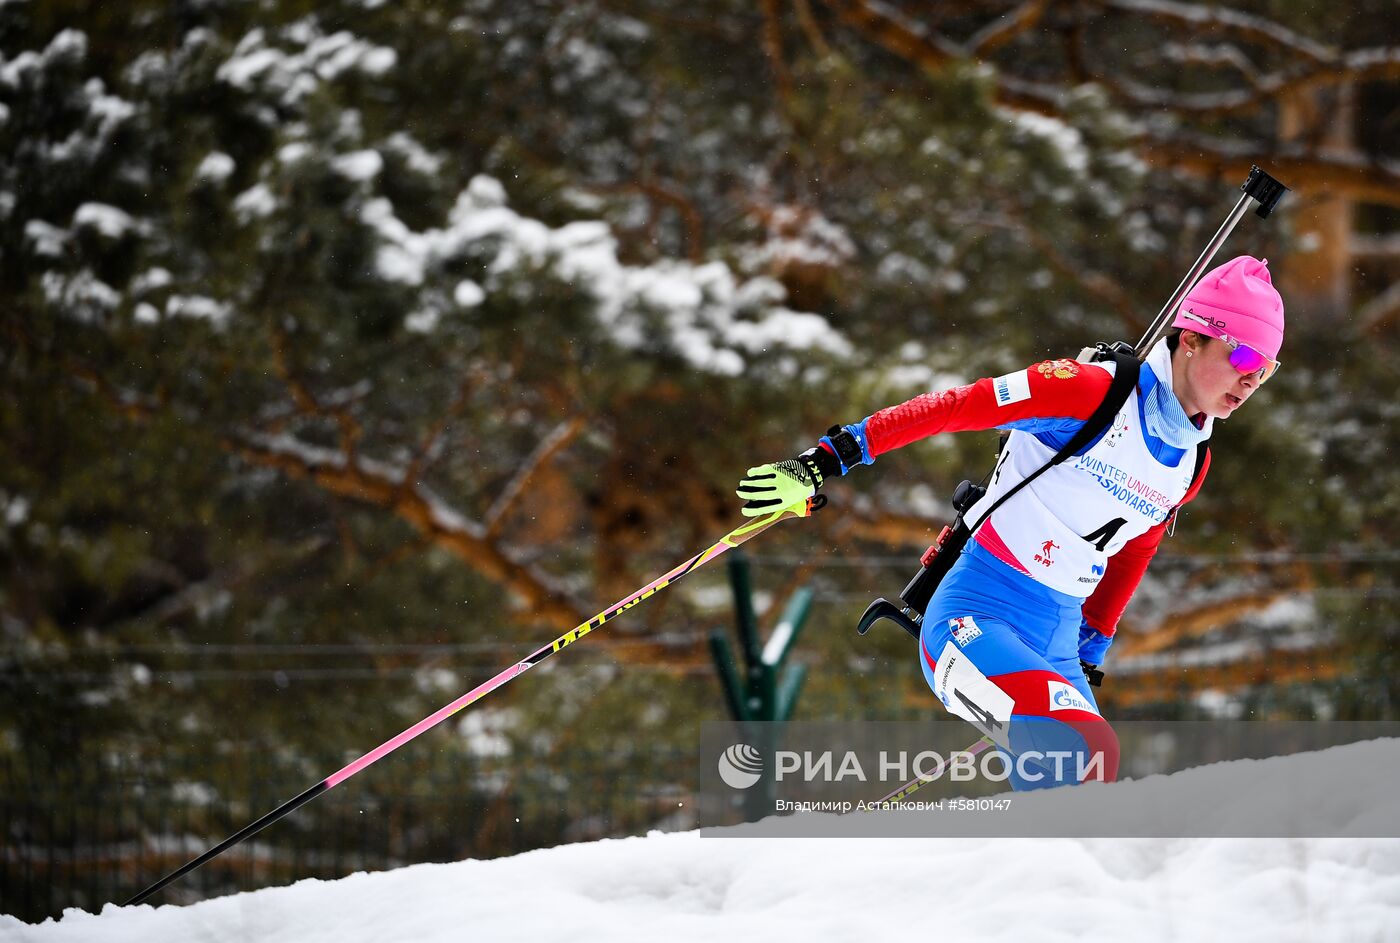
xmin=124 ymin=499 xmax=819 ymax=906
xmin=862 ymin=736 xmax=995 ymax=808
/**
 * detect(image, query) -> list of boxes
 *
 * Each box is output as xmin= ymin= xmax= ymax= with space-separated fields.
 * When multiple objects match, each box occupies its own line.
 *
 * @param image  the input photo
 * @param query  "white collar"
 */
xmin=1146 ymin=337 xmax=1213 ymax=437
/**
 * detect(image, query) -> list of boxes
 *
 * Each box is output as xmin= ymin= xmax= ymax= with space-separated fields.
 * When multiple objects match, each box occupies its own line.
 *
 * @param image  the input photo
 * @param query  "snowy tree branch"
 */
xmin=967 ymin=0 xmax=1048 ymax=57
xmin=400 ymin=367 xmax=488 ymax=498
xmin=227 ymin=431 xmax=709 ymax=665
xmin=1358 ymin=281 xmax=1400 ymax=334
xmin=1083 ymin=50 xmax=1400 ymax=117
xmin=1096 ymin=0 xmax=1336 ymax=65
xmin=792 ymin=0 xmax=833 ymax=58
xmin=228 ymin=431 xmax=583 ymax=627
xmin=1138 ymin=137 xmax=1400 ymax=210
xmin=944 ymin=208 xmax=1147 ymax=337
xmin=484 ymin=417 xmax=586 ymax=541
xmin=815 ymin=0 xmax=1400 ymax=206
xmin=1115 ymin=587 xmax=1301 ymax=657
xmin=1082 ymin=3 xmax=1400 ymax=116
xmin=1351 ymin=233 xmax=1400 ymax=260
xmin=1159 ymin=41 xmax=1261 ymax=84
xmin=819 ymin=0 xmax=962 ymax=71
xmin=65 ymin=359 xmax=168 ymax=422
xmin=113 ymin=537 xmax=332 ymax=631
xmin=1108 ymin=640 xmax=1343 ymax=709
xmin=5 ymin=316 xmax=166 ymax=421
xmin=1016 ymin=221 xmax=1147 ymax=337
xmin=589 ymin=180 xmax=706 ymax=262
xmin=270 ymin=322 xmax=363 ymax=459
xmin=360 ymin=535 xmax=434 ymax=585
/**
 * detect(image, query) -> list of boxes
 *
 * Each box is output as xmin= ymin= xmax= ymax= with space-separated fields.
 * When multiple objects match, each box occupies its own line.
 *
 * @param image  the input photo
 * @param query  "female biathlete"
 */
xmin=736 ymin=256 xmax=1285 ymax=789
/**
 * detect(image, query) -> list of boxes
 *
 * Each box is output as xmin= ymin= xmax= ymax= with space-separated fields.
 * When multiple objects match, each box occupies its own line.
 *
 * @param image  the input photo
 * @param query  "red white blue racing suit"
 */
xmin=827 ymin=343 xmax=1209 ymax=787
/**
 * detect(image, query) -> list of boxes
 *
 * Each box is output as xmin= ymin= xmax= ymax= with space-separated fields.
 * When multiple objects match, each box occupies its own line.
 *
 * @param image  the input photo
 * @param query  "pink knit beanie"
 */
xmin=1173 ymin=255 xmax=1285 ymax=359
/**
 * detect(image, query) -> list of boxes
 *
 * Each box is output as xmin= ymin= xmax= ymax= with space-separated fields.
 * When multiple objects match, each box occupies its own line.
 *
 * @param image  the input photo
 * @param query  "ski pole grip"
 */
xmin=1243 ymin=165 xmax=1289 ymax=219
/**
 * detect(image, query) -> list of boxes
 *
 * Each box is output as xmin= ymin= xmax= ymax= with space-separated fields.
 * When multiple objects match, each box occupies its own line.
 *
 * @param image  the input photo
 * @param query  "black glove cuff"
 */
xmin=798 ymin=445 xmax=841 ymax=490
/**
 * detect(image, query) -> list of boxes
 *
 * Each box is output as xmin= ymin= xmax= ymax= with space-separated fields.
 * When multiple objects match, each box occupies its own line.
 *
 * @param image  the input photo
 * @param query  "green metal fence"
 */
xmin=1 ymin=744 xmax=693 ymax=923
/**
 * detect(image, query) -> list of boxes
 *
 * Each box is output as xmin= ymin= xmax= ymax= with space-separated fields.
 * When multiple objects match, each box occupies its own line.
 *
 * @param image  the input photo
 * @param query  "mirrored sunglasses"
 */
xmin=1180 ymin=311 xmax=1281 ymax=383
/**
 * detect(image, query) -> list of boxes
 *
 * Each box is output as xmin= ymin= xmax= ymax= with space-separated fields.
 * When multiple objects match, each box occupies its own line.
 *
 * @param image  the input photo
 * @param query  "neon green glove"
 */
xmin=736 ymin=455 xmax=827 ymax=517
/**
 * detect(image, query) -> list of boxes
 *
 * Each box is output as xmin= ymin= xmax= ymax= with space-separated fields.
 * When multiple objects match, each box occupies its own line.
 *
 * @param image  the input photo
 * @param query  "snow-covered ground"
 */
xmin=6 ymin=741 xmax=1400 ymax=943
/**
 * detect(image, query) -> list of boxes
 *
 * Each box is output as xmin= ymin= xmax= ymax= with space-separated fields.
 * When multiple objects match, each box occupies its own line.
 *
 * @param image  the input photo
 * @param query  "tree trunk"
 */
xmin=1276 ymin=82 xmax=1357 ymax=320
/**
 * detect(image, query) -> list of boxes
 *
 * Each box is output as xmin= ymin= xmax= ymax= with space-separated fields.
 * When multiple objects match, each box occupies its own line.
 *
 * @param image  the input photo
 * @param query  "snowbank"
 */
xmin=6 ymin=740 xmax=1400 ymax=942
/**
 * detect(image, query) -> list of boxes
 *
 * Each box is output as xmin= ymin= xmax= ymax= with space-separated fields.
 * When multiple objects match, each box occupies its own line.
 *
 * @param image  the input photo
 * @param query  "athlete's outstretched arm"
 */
xmin=736 ymin=359 xmax=1116 ymax=516
xmin=861 ymin=360 xmax=1112 ymax=461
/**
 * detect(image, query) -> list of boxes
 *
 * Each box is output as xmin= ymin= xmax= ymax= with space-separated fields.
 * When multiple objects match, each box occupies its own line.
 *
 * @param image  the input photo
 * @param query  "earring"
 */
xmin=1186 ymin=351 xmax=1193 ymax=358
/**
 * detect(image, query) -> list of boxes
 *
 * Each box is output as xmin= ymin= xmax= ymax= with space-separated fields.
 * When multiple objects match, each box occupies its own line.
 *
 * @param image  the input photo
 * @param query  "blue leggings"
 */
xmin=918 ymin=543 xmax=1119 ymax=788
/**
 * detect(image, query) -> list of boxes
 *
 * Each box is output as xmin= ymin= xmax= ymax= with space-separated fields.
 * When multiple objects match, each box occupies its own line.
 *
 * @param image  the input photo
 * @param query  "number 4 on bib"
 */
xmin=1081 ymin=517 xmax=1127 ymax=552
